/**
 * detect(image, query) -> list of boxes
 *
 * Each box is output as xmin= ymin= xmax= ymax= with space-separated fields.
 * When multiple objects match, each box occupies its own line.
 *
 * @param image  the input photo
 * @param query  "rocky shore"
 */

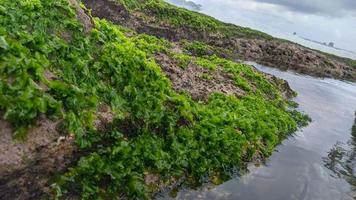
xmin=83 ymin=0 xmax=356 ymax=82
xmin=0 ymin=0 xmax=350 ymax=198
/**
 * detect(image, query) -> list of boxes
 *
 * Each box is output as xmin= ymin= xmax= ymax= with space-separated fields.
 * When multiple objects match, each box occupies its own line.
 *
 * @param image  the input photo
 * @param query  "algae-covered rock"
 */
xmin=0 ymin=0 xmax=311 ymax=198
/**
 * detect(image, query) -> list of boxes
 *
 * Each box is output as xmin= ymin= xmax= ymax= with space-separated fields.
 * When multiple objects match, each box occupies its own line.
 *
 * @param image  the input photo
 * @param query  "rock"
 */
xmin=82 ymin=0 xmax=356 ymax=82
xmin=68 ymin=0 xmax=93 ymax=33
xmin=0 ymin=118 xmax=78 ymax=199
xmin=155 ymin=53 xmax=245 ymax=101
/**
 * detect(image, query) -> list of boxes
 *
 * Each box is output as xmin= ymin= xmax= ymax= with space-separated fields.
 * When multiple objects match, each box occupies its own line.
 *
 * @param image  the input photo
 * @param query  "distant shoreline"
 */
xmin=299 ymin=36 xmax=356 ymax=55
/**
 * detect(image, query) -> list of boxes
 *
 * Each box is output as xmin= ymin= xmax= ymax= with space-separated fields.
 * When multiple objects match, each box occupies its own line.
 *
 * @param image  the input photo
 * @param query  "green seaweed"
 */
xmin=0 ymin=0 xmax=309 ymax=198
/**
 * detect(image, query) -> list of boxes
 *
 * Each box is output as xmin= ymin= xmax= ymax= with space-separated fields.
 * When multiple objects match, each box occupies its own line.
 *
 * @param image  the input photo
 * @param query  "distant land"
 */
xmin=166 ymin=0 xmax=202 ymax=11
xmin=299 ymin=35 xmax=356 ymax=55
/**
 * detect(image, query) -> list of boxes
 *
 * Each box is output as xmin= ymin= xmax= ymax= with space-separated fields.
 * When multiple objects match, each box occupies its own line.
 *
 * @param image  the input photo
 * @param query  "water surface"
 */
xmin=165 ymin=64 xmax=356 ymax=200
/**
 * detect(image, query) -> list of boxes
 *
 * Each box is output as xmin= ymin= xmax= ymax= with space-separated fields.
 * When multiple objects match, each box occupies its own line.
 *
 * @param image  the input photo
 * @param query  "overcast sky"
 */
xmin=253 ymin=0 xmax=356 ymax=17
xmin=167 ymin=0 xmax=356 ymax=59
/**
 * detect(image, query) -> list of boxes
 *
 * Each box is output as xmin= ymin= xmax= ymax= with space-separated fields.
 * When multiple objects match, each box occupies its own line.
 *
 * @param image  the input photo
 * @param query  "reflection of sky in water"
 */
xmin=160 ymin=2 xmax=356 ymax=198
xmin=160 ymin=64 xmax=356 ymax=200
xmin=167 ymin=0 xmax=356 ymax=59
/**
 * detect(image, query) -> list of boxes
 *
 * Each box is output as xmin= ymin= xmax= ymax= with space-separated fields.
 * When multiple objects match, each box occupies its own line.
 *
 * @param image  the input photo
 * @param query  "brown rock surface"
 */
xmin=83 ymin=0 xmax=356 ymax=82
xmin=68 ymin=0 xmax=93 ymax=33
xmin=0 ymin=118 xmax=77 ymax=199
xmin=156 ymin=53 xmax=245 ymax=100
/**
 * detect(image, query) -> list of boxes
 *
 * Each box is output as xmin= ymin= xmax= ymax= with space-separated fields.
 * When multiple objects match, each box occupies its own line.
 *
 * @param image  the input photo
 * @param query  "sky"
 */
xmin=166 ymin=0 xmax=356 ymax=59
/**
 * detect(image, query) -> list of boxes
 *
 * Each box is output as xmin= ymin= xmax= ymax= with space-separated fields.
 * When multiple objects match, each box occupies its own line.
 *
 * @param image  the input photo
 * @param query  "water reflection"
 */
xmin=165 ymin=64 xmax=356 ymax=200
xmin=324 ymin=117 xmax=356 ymax=194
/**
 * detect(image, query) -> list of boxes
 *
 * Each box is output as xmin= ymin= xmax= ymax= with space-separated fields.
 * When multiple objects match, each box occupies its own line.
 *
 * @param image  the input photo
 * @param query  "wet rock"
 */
xmin=68 ymin=0 xmax=94 ymax=33
xmin=229 ymin=38 xmax=355 ymax=81
xmin=155 ymin=53 xmax=245 ymax=100
xmin=82 ymin=0 xmax=131 ymax=28
xmin=93 ymin=104 xmax=115 ymax=132
xmin=0 ymin=118 xmax=78 ymax=199
xmin=82 ymin=0 xmax=356 ymax=82
xmin=263 ymin=72 xmax=296 ymax=99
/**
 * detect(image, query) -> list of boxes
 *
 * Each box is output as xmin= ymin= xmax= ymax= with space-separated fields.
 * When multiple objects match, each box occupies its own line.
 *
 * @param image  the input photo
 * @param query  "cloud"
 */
xmin=250 ymin=0 xmax=356 ymax=17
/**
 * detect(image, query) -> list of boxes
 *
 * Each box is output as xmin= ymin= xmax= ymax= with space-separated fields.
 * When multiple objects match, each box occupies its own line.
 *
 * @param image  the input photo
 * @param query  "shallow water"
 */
xmin=162 ymin=64 xmax=356 ymax=200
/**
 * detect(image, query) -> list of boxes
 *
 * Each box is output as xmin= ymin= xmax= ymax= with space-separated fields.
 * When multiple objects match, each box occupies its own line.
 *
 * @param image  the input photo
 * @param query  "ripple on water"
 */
xmin=164 ymin=63 xmax=356 ymax=200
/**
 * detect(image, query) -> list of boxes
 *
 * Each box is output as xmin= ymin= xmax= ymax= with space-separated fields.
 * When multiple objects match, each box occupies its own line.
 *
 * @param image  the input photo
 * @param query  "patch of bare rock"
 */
xmin=155 ymin=53 xmax=245 ymax=100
